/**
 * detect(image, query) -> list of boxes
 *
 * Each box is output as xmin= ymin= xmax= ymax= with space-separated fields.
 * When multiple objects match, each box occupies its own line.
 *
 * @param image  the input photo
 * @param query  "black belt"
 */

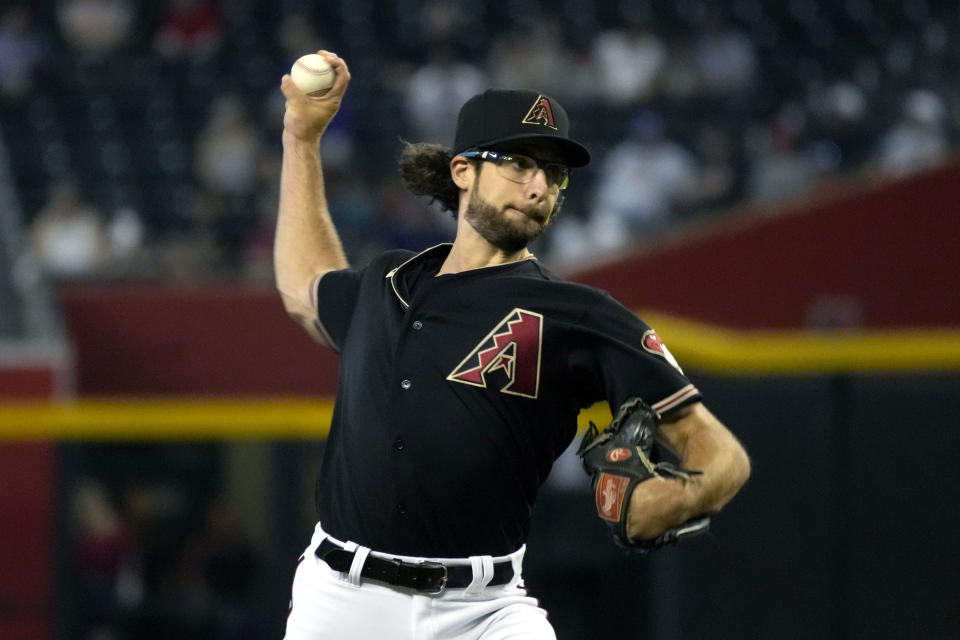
xmin=315 ymin=538 xmax=514 ymax=594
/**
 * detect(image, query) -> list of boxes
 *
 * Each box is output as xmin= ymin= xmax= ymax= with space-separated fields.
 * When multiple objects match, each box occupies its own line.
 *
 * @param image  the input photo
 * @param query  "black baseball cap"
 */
xmin=453 ymin=89 xmax=591 ymax=167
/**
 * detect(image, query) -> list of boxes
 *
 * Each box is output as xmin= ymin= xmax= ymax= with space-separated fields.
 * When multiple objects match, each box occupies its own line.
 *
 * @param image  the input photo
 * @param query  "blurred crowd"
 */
xmin=1 ymin=0 xmax=957 ymax=288
xmin=67 ymin=458 xmax=268 ymax=640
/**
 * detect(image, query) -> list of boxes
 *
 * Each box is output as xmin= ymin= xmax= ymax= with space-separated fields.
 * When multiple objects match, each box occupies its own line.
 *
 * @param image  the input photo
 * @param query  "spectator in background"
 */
xmin=488 ymin=20 xmax=568 ymax=101
xmin=555 ymin=42 xmax=602 ymax=107
xmin=876 ymin=88 xmax=949 ymax=178
xmin=745 ymin=107 xmax=821 ymax=205
xmin=683 ymin=119 xmax=744 ymax=214
xmin=404 ymin=46 xmax=487 ymax=144
xmin=194 ymin=93 xmax=262 ymax=265
xmin=153 ymin=0 xmax=224 ymax=63
xmin=0 ymin=5 xmax=50 ymax=103
xmin=807 ymin=79 xmax=872 ymax=173
xmin=692 ymin=9 xmax=757 ymax=100
xmin=56 ymin=0 xmax=133 ymax=62
xmin=106 ymin=204 xmax=146 ymax=271
xmin=657 ymin=37 xmax=701 ymax=101
xmin=591 ymin=14 xmax=666 ymax=105
xmin=195 ymin=94 xmax=261 ymax=198
xmin=30 ymin=176 xmax=109 ymax=279
xmin=419 ymin=0 xmax=464 ymax=44
xmin=72 ymin=477 xmax=141 ymax=639
xmin=589 ymin=110 xmax=701 ymax=248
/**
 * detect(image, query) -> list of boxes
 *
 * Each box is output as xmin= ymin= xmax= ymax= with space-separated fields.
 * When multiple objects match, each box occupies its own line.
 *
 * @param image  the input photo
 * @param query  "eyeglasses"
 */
xmin=460 ymin=150 xmax=570 ymax=190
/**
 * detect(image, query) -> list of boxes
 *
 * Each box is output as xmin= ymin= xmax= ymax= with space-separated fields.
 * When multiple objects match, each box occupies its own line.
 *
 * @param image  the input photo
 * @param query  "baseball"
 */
xmin=291 ymin=53 xmax=334 ymax=96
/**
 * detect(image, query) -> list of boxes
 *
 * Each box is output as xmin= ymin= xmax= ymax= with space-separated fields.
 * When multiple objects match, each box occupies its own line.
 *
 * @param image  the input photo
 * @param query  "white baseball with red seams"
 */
xmin=290 ymin=53 xmax=334 ymax=96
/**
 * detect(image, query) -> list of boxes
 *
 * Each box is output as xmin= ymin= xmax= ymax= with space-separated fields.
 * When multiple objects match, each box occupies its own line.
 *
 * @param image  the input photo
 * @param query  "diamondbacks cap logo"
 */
xmin=641 ymin=328 xmax=684 ymax=374
xmin=606 ymin=448 xmax=632 ymax=462
xmin=522 ymin=95 xmax=558 ymax=130
xmin=448 ymin=308 xmax=543 ymax=398
xmin=596 ymin=473 xmax=630 ymax=522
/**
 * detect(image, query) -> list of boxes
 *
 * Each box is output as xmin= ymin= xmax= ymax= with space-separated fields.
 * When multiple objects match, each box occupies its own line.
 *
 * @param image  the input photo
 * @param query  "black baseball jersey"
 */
xmin=314 ymin=244 xmax=700 ymax=558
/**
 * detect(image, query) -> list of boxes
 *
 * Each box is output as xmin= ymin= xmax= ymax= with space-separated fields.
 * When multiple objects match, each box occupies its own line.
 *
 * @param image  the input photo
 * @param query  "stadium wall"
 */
xmin=1 ymin=167 xmax=957 ymax=638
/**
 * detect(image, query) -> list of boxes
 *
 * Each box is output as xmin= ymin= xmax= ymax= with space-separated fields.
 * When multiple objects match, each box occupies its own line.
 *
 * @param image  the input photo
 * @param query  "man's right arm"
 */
xmin=274 ymin=51 xmax=351 ymax=346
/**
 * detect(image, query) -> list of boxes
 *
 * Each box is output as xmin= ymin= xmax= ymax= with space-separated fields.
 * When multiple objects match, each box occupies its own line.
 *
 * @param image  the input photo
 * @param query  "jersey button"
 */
xmin=396 ymin=503 xmax=408 ymax=515
xmin=412 ymin=320 xmax=423 ymax=331
xmin=393 ymin=438 xmax=405 ymax=451
xmin=400 ymin=379 xmax=412 ymax=390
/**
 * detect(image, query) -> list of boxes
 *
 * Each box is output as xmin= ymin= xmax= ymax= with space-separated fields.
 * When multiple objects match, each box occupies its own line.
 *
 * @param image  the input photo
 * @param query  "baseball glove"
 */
xmin=577 ymin=397 xmax=711 ymax=552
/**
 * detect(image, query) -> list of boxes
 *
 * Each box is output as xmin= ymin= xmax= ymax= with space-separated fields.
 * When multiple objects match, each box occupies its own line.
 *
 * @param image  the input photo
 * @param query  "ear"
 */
xmin=450 ymin=155 xmax=475 ymax=191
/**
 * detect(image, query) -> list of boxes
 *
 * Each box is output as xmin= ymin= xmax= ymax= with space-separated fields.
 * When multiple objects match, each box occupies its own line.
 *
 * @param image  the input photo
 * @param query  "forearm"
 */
xmin=669 ymin=404 xmax=751 ymax=519
xmin=273 ymin=52 xmax=352 ymax=337
xmin=625 ymin=403 xmax=750 ymax=540
xmin=274 ymin=132 xmax=348 ymax=320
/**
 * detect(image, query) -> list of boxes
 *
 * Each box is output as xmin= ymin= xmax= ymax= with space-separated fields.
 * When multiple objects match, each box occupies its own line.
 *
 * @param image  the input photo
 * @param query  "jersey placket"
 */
xmin=384 ymin=282 xmax=434 ymax=527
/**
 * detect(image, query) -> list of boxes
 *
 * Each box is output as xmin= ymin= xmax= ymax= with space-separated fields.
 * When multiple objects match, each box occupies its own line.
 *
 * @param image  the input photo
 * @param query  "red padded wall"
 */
xmin=58 ymin=286 xmax=339 ymax=396
xmin=570 ymin=163 xmax=960 ymax=330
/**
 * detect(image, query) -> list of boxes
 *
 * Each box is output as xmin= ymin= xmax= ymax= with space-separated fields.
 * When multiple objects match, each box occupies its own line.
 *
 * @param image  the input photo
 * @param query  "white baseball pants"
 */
xmin=283 ymin=523 xmax=555 ymax=640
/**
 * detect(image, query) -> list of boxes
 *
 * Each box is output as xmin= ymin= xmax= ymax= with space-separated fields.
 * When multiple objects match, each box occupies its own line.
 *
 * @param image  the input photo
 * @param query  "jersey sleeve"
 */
xmin=573 ymin=293 xmax=701 ymax=415
xmin=314 ymin=250 xmax=414 ymax=352
xmin=314 ymin=268 xmax=363 ymax=352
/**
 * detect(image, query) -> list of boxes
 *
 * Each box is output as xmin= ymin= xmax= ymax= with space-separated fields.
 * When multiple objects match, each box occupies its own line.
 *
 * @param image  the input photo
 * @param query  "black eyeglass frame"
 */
xmin=460 ymin=150 xmax=570 ymax=190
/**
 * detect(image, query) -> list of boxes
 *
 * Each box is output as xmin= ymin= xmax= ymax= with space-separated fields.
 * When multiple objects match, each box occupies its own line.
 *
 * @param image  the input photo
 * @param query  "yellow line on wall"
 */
xmin=0 ymin=398 xmax=615 ymax=441
xmin=0 ymin=398 xmax=336 ymax=440
xmin=642 ymin=312 xmax=960 ymax=374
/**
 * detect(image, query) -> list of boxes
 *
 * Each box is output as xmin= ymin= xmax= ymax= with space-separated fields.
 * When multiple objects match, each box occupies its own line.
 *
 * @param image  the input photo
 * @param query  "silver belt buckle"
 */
xmin=418 ymin=560 xmax=448 ymax=594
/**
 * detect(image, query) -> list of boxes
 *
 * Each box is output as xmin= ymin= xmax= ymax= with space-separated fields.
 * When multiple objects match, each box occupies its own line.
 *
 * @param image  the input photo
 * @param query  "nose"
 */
xmin=526 ymin=167 xmax=550 ymax=200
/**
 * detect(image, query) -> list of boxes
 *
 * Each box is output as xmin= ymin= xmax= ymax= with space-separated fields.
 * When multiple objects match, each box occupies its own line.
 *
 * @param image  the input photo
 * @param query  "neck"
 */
xmin=437 ymin=224 xmax=532 ymax=275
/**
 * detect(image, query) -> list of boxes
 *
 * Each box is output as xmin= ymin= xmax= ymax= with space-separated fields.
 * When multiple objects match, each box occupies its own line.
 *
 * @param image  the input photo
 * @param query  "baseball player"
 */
xmin=275 ymin=51 xmax=750 ymax=640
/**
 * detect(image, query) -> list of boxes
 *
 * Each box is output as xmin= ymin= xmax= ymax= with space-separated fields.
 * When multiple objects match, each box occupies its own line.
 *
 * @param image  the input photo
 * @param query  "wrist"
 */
xmin=625 ymin=476 xmax=691 ymax=540
xmin=282 ymin=129 xmax=322 ymax=149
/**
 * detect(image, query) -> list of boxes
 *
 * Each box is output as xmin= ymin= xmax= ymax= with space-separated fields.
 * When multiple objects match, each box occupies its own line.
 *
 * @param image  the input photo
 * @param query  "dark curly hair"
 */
xmin=398 ymin=141 xmax=463 ymax=215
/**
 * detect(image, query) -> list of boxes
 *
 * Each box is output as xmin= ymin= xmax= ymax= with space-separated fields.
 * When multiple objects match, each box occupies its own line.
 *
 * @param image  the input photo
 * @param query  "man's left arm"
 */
xmin=625 ymin=402 xmax=751 ymax=541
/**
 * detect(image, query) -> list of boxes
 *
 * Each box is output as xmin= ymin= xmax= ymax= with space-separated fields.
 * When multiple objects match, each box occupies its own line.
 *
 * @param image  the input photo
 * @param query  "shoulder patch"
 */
xmin=642 ymin=329 xmax=684 ymax=374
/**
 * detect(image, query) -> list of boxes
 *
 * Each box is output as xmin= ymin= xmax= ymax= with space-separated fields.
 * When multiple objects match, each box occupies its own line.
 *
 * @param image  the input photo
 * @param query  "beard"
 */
xmin=463 ymin=188 xmax=549 ymax=253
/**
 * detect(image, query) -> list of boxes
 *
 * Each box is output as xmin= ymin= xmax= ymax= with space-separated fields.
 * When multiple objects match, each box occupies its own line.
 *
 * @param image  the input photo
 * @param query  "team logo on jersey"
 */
xmin=447 ymin=308 xmax=543 ymax=398
xmin=522 ymin=95 xmax=558 ymax=130
xmin=596 ymin=472 xmax=630 ymax=522
xmin=606 ymin=447 xmax=632 ymax=462
xmin=641 ymin=329 xmax=684 ymax=374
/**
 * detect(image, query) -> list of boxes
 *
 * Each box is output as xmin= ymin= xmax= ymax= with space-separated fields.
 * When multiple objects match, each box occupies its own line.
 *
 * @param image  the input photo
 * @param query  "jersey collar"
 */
xmin=385 ymin=243 xmax=454 ymax=309
xmin=385 ymin=243 xmax=542 ymax=309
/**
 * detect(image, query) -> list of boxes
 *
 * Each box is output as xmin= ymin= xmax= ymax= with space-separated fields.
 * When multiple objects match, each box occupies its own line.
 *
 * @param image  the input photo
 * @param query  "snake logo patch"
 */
xmin=448 ymin=308 xmax=543 ymax=398
xmin=521 ymin=95 xmax=558 ymax=131
xmin=642 ymin=329 xmax=684 ymax=374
